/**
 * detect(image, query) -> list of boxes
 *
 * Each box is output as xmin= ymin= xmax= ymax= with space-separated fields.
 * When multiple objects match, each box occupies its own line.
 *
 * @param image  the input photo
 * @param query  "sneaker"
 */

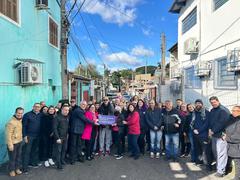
xmin=15 ymin=169 xmax=22 ymax=175
xmin=38 ymin=162 xmax=42 ymax=167
xmin=57 ymin=166 xmax=63 ymax=171
xmin=134 ymin=155 xmax=140 ymax=160
xmin=214 ymin=172 xmax=224 ymax=178
xmin=22 ymin=169 xmax=29 ymax=175
xmin=114 ymin=154 xmax=119 ymax=157
xmin=116 ymin=155 xmax=123 ymax=160
xmin=180 ymin=154 xmax=185 ymax=158
xmin=98 ymin=151 xmax=103 ymax=156
xmin=156 ymin=152 xmax=160 ymax=159
xmin=150 ymin=152 xmax=154 ymax=158
xmin=106 ymin=151 xmax=110 ymax=156
xmin=48 ymin=158 xmax=55 ymax=166
xmin=9 ymin=171 xmax=16 ymax=177
xmin=44 ymin=161 xmax=50 ymax=167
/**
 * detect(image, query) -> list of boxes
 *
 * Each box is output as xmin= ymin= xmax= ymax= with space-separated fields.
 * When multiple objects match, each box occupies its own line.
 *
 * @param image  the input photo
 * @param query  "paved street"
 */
xmin=0 ymin=155 xmax=233 ymax=180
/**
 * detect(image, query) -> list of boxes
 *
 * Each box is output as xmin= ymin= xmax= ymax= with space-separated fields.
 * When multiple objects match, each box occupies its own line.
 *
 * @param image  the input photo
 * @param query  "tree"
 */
xmin=135 ymin=66 xmax=157 ymax=76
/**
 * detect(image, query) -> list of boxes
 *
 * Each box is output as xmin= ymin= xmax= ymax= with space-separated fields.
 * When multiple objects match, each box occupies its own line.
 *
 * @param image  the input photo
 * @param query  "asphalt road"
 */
xmin=0 ymin=155 xmax=234 ymax=180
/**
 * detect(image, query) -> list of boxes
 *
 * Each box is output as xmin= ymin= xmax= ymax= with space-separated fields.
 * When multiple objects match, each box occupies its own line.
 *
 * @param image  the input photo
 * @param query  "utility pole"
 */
xmin=161 ymin=33 xmax=166 ymax=85
xmin=60 ymin=0 xmax=69 ymax=99
xmin=103 ymin=64 xmax=106 ymax=97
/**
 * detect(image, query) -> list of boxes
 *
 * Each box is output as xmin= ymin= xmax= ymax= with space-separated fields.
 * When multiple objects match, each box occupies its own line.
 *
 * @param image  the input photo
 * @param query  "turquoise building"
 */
xmin=0 ymin=0 xmax=62 ymax=163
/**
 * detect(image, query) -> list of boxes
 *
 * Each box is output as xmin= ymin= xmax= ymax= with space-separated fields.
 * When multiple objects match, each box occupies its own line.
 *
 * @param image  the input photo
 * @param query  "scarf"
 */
xmin=190 ymin=107 xmax=206 ymax=129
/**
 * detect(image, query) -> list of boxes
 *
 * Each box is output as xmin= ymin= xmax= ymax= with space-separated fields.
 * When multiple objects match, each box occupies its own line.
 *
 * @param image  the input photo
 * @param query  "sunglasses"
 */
xmin=103 ymin=99 xmax=108 ymax=101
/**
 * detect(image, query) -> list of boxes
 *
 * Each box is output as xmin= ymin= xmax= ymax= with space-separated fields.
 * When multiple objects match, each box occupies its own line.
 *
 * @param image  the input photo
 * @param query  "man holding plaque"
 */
xmin=98 ymin=97 xmax=115 ymax=156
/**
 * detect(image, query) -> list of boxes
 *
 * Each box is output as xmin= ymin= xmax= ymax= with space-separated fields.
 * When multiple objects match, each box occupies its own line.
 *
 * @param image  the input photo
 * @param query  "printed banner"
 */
xmin=98 ymin=115 xmax=116 ymax=125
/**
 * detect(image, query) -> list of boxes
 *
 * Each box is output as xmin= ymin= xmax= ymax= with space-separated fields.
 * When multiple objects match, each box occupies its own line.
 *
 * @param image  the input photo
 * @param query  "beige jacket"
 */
xmin=5 ymin=116 xmax=23 ymax=149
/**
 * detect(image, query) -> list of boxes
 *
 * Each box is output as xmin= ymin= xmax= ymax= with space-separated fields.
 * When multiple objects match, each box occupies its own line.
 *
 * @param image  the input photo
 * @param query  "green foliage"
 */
xmin=135 ymin=66 xmax=157 ymax=76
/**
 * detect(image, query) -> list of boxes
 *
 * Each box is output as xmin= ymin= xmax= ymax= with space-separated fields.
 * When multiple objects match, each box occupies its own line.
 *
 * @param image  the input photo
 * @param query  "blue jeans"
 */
xmin=128 ymin=134 xmax=140 ymax=157
xmin=150 ymin=130 xmax=162 ymax=153
xmin=188 ymin=131 xmax=197 ymax=162
xmin=165 ymin=133 xmax=179 ymax=159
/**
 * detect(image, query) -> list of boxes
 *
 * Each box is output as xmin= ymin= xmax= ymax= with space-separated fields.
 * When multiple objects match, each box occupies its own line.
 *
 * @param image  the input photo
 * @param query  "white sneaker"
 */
xmin=48 ymin=158 xmax=55 ymax=166
xmin=156 ymin=152 xmax=160 ymax=159
xmin=150 ymin=152 xmax=154 ymax=158
xmin=44 ymin=161 xmax=50 ymax=167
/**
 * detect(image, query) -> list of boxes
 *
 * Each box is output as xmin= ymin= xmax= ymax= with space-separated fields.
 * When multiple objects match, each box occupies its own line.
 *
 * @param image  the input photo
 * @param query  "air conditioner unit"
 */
xmin=36 ymin=0 xmax=48 ymax=9
xmin=194 ymin=61 xmax=211 ymax=77
xmin=17 ymin=62 xmax=43 ymax=85
xmin=184 ymin=38 xmax=198 ymax=54
xmin=170 ymin=81 xmax=181 ymax=94
xmin=227 ymin=49 xmax=240 ymax=72
xmin=171 ymin=66 xmax=181 ymax=78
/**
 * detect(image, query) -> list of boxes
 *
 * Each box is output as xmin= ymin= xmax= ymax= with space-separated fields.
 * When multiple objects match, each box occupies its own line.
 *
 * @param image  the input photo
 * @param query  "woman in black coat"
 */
xmin=40 ymin=106 xmax=56 ymax=167
xmin=224 ymin=106 xmax=240 ymax=180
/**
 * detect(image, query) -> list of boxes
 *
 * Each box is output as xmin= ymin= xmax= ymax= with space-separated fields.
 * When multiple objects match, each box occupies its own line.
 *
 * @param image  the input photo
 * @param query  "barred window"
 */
xmin=0 ymin=0 xmax=19 ymax=23
xmin=185 ymin=67 xmax=202 ymax=89
xmin=182 ymin=7 xmax=197 ymax=34
xmin=214 ymin=0 xmax=229 ymax=11
xmin=49 ymin=17 xmax=59 ymax=48
xmin=216 ymin=58 xmax=237 ymax=88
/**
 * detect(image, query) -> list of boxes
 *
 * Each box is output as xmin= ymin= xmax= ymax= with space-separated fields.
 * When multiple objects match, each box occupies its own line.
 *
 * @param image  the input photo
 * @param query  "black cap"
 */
xmin=195 ymin=99 xmax=203 ymax=104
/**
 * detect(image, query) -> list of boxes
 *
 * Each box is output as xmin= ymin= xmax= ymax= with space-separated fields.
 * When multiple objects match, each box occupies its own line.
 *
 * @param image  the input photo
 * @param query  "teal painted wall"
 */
xmin=0 ymin=1 xmax=61 ymax=163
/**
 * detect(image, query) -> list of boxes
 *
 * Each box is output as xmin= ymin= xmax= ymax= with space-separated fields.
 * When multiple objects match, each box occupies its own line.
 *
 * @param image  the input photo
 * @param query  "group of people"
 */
xmin=4 ymin=95 xmax=240 ymax=179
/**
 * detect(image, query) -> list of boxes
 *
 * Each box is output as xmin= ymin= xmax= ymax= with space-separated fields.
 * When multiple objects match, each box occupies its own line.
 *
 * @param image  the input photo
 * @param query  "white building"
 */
xmin=170 ymin=0 xmax=240 ymax=108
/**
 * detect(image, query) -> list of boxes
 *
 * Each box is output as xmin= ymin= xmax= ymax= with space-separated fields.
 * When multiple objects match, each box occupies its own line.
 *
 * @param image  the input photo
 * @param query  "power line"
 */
xmin=70 ymin=34 xmax=98 ymax=76
xmin=70 ymin=0 xmax=86 ymax=25
xmin=67 ymin=0 xmax=78 ymax=18
xmin=79 ymin=13 xmax=105 ymax=64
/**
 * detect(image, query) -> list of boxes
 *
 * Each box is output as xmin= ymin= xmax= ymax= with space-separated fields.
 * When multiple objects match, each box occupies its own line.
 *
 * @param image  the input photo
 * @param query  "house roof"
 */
xmin=169 ymin=0 xmax=187 ymax=14
xmin=168 ymin=43 xmax=178 ymax=52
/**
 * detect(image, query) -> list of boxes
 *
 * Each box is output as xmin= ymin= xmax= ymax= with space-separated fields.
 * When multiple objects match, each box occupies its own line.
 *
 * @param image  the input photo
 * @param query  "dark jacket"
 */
xmin=40 ymin=114 xmax=54 ymax=137
xmin=22 ymin=111 xmax=41 ymax=137
xmin=138 ymin=109 xmax=148 ymax=133
xmin=192 ymin=109 xmax=210 ymax=140
xmin=209 ymin=104 xmax=230 ymax=138
xmin=184 ymin=112 xmax=193 ymax=134
xmin=116 ymin=112 xmax=126 ymax=134
xmin=53 ymin=113 xmax=69 ymax=140
xmin=69 ymin=106 xmax=93 ymax=134
xmin=98 ymin=102 xmax=114 ymax=115
xmin=225 ymin=115 xmax=240 ymax=158
xmin=145 ymin=108 xmax=162 ymax=131
xmin=162 ymin=108 xmax=181 ymax=134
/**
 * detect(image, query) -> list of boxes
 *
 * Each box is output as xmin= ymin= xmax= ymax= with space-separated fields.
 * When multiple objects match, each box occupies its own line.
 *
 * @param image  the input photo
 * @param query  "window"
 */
xmin=182 ymin=7 xmax=197 ymax=34
xmin=215 ymin=58 xmax=237 ymax=88
xmin=49 ymin=17 xmax=59 ymax=48
xmin=185 ymin=67 xmax=202 ymax=89
xmin=214 ymin=0 xmax=229 ymax=11
xmin=0 ymin=0 xmax=19 ymax=23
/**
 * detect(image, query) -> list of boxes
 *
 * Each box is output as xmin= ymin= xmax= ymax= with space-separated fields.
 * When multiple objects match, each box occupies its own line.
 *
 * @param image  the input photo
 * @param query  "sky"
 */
xmin=67 ymin=0 xmax=179 ymax=74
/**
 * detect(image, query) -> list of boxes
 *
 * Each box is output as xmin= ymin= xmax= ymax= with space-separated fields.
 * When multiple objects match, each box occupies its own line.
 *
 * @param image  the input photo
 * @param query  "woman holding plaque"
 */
xmin=82 ymin=104 xmax=98 ymax=160
xmin=123 ymin=104 xmax=140 ymax=160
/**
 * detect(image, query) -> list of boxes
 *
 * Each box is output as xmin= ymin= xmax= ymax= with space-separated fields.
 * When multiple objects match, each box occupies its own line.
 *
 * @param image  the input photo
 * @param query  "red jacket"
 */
xmin=126 ymin=111 xmax=140 ymax=135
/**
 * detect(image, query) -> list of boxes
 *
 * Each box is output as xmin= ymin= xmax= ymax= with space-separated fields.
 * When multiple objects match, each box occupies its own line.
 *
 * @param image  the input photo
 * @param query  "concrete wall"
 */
xmin=0 ymin=1 xmax=61 ymax=163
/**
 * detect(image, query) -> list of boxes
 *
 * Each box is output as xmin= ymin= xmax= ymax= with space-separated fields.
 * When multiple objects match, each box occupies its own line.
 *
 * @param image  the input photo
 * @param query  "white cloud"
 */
xmin=131 ymin=45 xmax=154 ymax=57
xmin=104 ymin=52 xmax=141 ymax=66
xmin=142 ymin=28 xmax=151 ymax=36
xmin=79 ymin=0 xmax=142 ymax=26
xmin=99 ymin=41 xmax=108 ymax=50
